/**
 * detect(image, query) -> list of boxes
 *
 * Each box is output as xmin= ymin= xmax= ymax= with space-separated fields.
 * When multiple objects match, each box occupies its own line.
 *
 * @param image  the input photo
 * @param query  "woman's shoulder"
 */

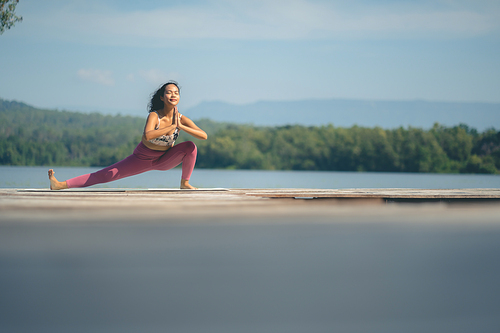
xmin=147 ymin=111 xmax=160 ymax=119
xmin=145 ymin=111 xmax=160 ymax=126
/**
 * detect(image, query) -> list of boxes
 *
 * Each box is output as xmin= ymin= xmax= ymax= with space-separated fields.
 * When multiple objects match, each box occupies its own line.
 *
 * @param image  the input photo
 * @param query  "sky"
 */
xmin=1 ymin=0 xmax=500 ymax=116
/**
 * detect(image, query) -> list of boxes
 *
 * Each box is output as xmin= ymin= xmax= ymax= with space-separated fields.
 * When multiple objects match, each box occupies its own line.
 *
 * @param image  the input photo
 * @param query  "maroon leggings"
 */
xmin=66 ymin=141 xmax=197 ymax=188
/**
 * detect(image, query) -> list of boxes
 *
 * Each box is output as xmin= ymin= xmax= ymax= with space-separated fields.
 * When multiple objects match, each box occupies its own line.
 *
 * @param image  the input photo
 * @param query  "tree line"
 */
xmin=1 ymin=99 xmax=499 ymax=174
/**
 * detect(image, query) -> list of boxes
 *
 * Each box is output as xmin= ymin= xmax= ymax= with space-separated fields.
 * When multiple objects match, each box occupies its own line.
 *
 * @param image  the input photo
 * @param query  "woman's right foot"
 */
xmin=48 ymin=169 xmax=68 ymax=190
xmin=180 ymin=179 xmax=198 ymax=190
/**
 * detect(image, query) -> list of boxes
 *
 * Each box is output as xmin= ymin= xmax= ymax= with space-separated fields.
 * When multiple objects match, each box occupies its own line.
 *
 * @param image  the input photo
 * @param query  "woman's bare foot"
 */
xmin=180 ymin=179 xmax=198 ymax=190
xmin=48 ymin=169 xmax=68 ymax=190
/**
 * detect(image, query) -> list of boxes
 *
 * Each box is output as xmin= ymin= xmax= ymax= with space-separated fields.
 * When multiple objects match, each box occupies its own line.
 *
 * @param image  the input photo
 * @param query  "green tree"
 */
xmin=462 ymin=155 xmax=498 ymax=174
xmin=1 ymin=98 xmax=498 ymax=174
xmin=431 ymin=123 xmax=473 ymax=163
xmin=1 ymin=0 xmax=22 ymax=34
xmin=471 ymin=128 xmax=500 ymax=170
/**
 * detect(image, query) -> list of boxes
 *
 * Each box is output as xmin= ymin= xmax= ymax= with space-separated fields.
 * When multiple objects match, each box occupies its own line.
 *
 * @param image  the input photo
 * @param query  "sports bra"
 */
xmin=148 ymin=111 xmax=182 ymax=147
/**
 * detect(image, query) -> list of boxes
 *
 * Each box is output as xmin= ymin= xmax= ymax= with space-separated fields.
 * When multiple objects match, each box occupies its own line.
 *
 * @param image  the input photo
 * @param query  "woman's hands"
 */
xmin=174 ymin=108 xmax=183 ymax=130
xmin=172 ymin=107 xmax=179 ymax=127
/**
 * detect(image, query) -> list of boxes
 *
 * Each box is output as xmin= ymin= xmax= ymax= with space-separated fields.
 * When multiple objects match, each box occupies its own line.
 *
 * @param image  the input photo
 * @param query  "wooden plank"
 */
xmin=244 ymin=188 xmax=500 ymax=199
xmin=3 ymin=188 xmax=500 ymax=199
xmin=2 ymin=189 xmax=500 ymax=212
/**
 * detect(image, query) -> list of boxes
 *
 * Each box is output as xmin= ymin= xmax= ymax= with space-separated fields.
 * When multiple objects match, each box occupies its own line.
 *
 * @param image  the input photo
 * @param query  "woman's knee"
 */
xmin=183 ymin=141 xmax=197 ymax=155
xmin=91 ymin=167 xmax=118 ymax=184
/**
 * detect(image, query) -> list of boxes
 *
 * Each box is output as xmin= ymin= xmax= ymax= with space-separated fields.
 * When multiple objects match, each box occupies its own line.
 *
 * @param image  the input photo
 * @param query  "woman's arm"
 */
xmin=142 ymin=112 xmax=177 ymax=141
xmin=177 ymin=113 xmax=208 ymax=140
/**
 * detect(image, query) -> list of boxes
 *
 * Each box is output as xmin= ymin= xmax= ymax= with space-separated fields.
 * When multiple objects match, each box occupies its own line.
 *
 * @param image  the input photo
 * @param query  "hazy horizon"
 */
xmin=3 ymin=96 xmax=499 ymax=131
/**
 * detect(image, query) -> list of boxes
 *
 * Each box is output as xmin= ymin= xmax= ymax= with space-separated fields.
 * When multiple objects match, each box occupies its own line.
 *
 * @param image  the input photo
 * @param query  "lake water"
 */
xmin=1 ymin=166 xmax=499 ymax=189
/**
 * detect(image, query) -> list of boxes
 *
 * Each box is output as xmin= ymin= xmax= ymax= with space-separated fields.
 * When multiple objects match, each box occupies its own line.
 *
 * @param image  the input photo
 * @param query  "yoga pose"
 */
xmin=48 ymin=81 xmax=207 ymax=190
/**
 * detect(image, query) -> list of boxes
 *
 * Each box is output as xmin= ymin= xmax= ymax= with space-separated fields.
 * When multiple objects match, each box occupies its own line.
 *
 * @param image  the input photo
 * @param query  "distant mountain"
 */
xmin=183 ymin=99 xmax=500 ymax=131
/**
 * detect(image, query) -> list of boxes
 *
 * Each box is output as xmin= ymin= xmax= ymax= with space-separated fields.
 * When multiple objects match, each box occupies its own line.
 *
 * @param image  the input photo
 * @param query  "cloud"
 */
xmin=77 ymin=69 xmax=115 ymax=86
xmin=125 ymin=69 xmax=180 ymax=85
xmin=27 ymin=0 xmax=500 ymax=43
xmin=137 ymin=69 xmax=168 ymax=85
xmin=123 ymin=69 xmax=177 ymax=85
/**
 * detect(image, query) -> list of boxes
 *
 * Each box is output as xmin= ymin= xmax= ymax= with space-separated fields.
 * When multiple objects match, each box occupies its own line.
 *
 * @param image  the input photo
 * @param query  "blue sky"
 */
xmin=1 ymin=0 xmax=499 ymax=116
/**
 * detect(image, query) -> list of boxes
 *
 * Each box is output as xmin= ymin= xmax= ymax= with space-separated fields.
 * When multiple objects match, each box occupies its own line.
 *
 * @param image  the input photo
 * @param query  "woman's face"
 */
xmin=160 ymin=84 xmax=180 ymax=106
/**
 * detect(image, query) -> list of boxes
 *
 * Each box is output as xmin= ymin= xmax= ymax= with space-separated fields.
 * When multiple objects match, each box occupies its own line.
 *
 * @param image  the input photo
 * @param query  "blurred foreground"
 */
xmin=1 ymin=188 xmax=500 ymax=333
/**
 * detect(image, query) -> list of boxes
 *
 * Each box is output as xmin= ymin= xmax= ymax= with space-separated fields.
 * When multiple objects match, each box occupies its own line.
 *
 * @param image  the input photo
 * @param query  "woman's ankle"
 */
xmin=180 ymin=179 xmax=197 ymax=190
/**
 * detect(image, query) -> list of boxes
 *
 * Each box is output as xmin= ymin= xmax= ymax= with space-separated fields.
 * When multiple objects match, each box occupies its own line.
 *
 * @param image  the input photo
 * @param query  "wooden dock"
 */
xmin=2 ymin=188 xmax=500 ymax=224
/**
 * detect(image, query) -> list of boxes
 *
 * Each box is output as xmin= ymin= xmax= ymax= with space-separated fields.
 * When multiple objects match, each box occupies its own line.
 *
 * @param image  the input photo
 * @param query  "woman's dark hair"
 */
xmin=148 ymin=81 xmax=181 ymax=112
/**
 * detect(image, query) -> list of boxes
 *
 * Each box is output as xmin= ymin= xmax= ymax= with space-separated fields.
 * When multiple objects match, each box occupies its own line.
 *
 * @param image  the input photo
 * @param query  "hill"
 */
xmin=184 ymin=99 xmax=500 ymax=131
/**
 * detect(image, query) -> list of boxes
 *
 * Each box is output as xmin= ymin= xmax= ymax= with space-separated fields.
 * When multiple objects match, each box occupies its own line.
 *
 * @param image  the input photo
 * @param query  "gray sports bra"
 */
xmin=148 ymin=111 xmax=182 ymax=147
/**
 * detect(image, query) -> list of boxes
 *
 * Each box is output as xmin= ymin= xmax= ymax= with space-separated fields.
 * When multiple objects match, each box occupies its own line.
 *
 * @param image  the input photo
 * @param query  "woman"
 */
xmin=48 ymin=81 xmax=207 ymax=190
